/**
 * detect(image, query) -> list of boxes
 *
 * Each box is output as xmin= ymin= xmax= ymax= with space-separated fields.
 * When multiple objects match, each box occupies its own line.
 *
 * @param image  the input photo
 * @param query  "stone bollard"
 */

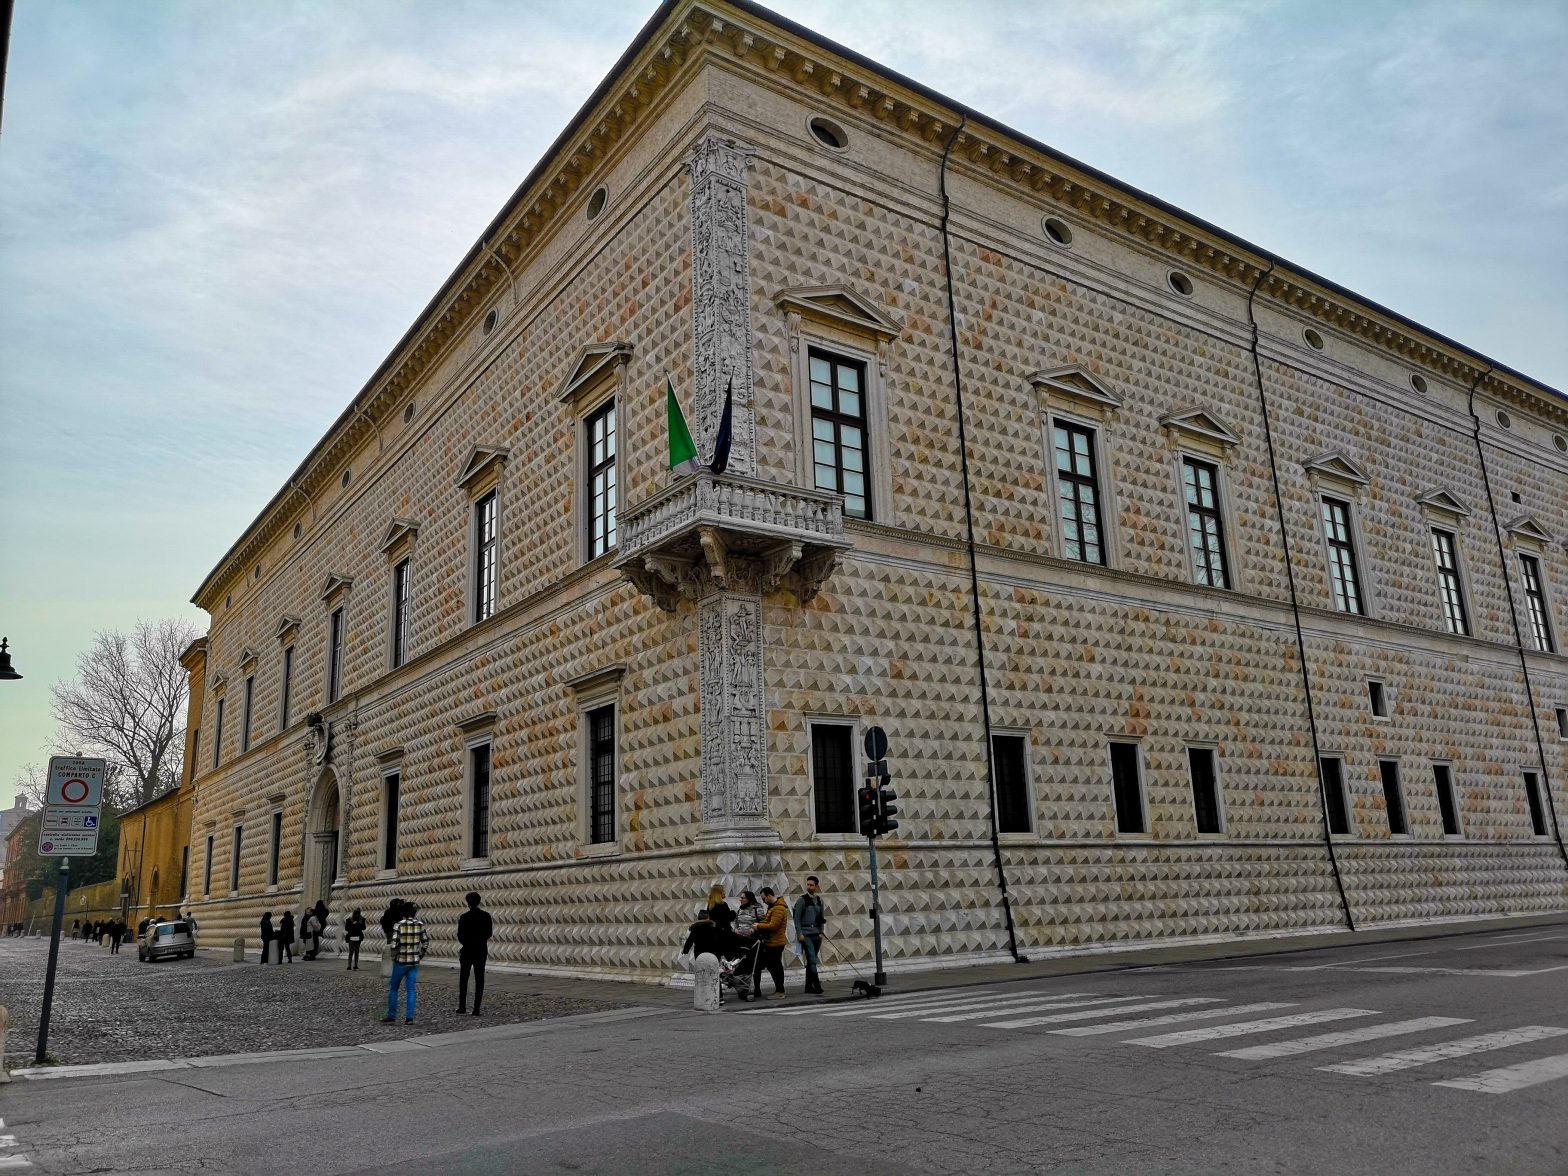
xmin=232 ymin=937 xmax=246 ymax=963
xmin=692 ymin=953 xmax=721 ymax=1012
xmin=0 ymin=1005 xmax=10 ymax=1082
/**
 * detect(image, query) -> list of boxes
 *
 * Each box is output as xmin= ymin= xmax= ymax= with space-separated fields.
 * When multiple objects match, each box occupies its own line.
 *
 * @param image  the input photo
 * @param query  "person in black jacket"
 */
xmin=456 ymin=891 xmax=493 ymax=1016
xmin=277 ymin=911 xmax=296 ymax=963
xmin=259 ymin=912 xmax=275 ymax=964
xmin=343 ymin=909 xmax=367 ymax=971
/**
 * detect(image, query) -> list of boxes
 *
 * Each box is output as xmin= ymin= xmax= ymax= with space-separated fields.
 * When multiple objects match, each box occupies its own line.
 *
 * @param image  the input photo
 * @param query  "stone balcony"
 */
xmin=613 ymin=471 xmax=851 ymax=609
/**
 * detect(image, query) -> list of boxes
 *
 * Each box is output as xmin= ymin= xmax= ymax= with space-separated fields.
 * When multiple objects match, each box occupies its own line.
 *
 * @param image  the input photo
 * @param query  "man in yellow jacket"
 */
xmin=753 ymin=887 xmax=790 ymax=999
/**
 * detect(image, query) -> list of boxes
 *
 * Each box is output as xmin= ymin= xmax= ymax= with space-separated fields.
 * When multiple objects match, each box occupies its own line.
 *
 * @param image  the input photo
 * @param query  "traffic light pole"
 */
xmin=35 ymin=856 xmax=70 ymax=1064
xmin=867 ymin=834 xmax=886 ymax=987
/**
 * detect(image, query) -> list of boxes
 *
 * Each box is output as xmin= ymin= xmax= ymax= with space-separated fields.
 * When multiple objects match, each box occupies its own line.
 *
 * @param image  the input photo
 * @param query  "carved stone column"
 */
xmin=689 ymin=134 xmax=756 ymax=476
xmin=698 ymin=569 xmax=772 ymax=839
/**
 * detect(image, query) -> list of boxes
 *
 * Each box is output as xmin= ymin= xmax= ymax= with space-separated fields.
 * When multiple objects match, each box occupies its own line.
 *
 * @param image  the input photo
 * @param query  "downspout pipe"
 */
xmin=938 ymin=116 xmax=1024 ymax=964
xmin=1466 ymin=369 xmax=1568 ymax=868
xmin=1245 ymin=264 xmax=1355 ymax=930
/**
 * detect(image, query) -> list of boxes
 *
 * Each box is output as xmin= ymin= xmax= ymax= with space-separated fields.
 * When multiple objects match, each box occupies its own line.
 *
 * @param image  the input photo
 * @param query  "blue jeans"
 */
xmin=387 ymin=962 xmax=418 ymax=1019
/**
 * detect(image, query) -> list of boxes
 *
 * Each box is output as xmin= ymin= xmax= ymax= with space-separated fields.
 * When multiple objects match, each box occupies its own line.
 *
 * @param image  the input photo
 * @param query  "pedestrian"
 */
xmin=301 ymin=908 xmax=319 ymax=960
xmin=344 ymin=908 xmax=366 ymax=971
xmin=259 ymin=912 xmax=275 ymax=964
xmin=136 ymin=916 xmax=150 ymax=938
xmin=277 ymin=910 xmax=296 ymax=963
xmin=382 ymin=901 xmax=429 ymax=1025
xmin=312 ymin=899 xmax=329 ymax=956
xmin=753 ymin=886 xmax=789 ymax=999
xmin=109 ymin=918 xmax=123 ymax=954
xmin=709 ymin=893 xmax=735 ymax=934
xmin=71 ymin=919 xmax=80 ymax=938
xmin=456 ymin=891 xmax=492 ymax=1016
xmin=681 ymin=907 xmax=726 ymax=962
xmin=734 ymin=890 xmax=760 ymax=939
xmin=184 ymin=911 xmax=199 ymax=937
xmin=793 ymin=875 xmax=827 ymax=995
xmin=380 ymin=897 xmax=404 ymax=945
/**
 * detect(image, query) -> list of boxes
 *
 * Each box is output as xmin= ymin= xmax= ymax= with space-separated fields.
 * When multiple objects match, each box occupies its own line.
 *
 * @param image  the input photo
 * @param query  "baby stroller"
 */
xmin=719 ymin=937 xmax=762 ymax=1003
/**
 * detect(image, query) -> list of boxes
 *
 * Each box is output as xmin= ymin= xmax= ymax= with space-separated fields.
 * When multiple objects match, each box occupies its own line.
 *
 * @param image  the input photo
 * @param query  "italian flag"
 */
xmin=667 ymin=378 xmax=701 ymax=476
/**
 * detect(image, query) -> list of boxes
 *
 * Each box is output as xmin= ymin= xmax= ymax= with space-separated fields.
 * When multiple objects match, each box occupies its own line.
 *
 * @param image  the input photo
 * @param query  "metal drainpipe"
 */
xmin=1465 ymin=368 xmax=1568 ymax=868
xmin=938 ymin=115 xmax=1024 ymax=964
xmin=1245 ymin=264 xmax=1355 ymax=930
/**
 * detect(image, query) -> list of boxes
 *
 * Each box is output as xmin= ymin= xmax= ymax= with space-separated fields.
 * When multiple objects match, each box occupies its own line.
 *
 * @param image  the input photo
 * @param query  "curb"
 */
xmin=4 ymin=1005 xmax=671 ymax=1083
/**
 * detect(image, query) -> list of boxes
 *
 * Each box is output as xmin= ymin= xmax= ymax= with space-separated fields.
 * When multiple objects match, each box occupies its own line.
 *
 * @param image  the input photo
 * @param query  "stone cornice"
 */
xmin=192 ymin=0 xmax=1564 ymax=613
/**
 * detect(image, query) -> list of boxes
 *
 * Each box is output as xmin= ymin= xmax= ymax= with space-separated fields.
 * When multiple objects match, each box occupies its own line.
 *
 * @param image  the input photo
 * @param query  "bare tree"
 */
xmin=51 ymin=619 xmax=200 ymax=810
xmin=11 ymin=761 xmax=47 ymax=810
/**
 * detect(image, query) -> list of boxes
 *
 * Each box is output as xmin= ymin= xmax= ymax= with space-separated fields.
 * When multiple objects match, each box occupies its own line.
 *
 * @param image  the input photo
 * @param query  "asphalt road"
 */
xmin=4 ymin=923 xmax=1567 ymax=1175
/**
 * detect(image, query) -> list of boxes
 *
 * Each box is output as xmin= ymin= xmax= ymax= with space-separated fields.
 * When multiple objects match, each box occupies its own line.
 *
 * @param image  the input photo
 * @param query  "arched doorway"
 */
xmin=305 ymin=769 xmax=342 ymax=909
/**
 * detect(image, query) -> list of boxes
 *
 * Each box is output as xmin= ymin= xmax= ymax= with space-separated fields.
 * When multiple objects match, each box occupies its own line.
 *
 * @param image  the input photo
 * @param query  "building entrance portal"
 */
xmin=306 ymin=770 xmax=341 ymax=911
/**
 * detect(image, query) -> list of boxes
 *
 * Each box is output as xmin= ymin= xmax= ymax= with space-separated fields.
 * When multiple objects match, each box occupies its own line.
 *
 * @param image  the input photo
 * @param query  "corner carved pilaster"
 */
xmin=689 ymin=134 xmax=757 ymax=476
xmin=698 ymin=591 xmax=770 ymax=833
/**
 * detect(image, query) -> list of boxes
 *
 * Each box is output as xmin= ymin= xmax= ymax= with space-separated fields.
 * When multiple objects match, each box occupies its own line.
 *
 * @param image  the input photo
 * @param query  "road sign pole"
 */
xmin=35 ymin=857 xmax=71 ymax=1065
xmin=868 ymin=835 xmax=886 ymax=987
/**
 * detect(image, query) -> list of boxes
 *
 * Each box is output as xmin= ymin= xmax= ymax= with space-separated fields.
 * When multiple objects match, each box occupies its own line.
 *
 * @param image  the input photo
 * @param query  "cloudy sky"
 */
xmin=2 ymin=0 xmax=1565 ymax=801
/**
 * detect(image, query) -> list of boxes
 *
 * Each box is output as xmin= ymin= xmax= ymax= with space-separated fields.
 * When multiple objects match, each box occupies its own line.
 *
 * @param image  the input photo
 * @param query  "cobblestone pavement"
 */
xmin=0 ymin=936 xmax=636 ymax=1068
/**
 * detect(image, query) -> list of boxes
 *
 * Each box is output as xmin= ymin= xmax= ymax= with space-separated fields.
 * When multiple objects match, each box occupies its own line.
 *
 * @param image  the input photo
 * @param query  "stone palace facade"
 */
xmin=180 ymin=0 xmax=1568 ymax=980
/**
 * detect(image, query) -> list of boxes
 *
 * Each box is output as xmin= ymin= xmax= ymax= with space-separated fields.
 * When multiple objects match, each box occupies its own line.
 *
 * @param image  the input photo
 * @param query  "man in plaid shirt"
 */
xmin=381 ymin=901 xmax=430 ymax=1024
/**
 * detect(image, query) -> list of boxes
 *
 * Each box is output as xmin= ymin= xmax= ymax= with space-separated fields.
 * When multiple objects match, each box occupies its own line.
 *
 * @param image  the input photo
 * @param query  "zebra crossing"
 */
xmin=0 ymin=1117 xmax=33 ymax=1172
xmin=742 ymin=984 xmax=1568 ymax=1095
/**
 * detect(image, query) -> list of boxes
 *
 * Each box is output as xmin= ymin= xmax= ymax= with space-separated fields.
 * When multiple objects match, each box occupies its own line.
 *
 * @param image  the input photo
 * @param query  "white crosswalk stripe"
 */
xmin=870 ymin=993 xmax=1101 ymax=1021
xmin=922 ymin=994 xmax=1157 ymax=1024
xmin=741 ymin=988 xmax=1062 ymax=1016
xmin=1051 ymin=1002 xmax=1297 ymax=1036
xmin=984 ymin=997 xmax=1225 ymax=1029
xmin=825 ymin=990 xmax=1064 ymax=1019
xmin=1433 ymin=1052 xmax=1568 ymax=1094
xmin=1216 ymin=1017 xmax=1473 ymax=1060
xmin=1319 ymin=1026 xmax=1568 ymax=1076
xmin=1129 ymin=1008 xmax=1377 ymax=1048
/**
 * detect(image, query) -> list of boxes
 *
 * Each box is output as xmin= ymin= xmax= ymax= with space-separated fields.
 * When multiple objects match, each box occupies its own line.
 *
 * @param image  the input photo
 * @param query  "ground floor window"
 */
xmin=1187 ymin=746 xmax=1224 ymax=834
xmin=811 ymin=723 xmax=856 ymax=834
xmin=1319 ymin=757 xmax=1352 ymax=835
xmin=1433 ymin=764 xmax=1461 ymax=837
xmin=992 ymin=734 xmax=1032 ymax=833
xmin=587 ymin=705 xmax=616 ymax=845
xmin=1524 ymin=772 xmax=1547 ymax=837
xmin=1379 ymin=760 xmax=1408 ymax=835
xmin=1109 ymin=741 xmax=1146 ymax=834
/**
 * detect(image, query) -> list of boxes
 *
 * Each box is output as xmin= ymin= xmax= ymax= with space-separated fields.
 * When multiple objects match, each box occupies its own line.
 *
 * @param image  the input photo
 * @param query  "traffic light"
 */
xmin=877 ymin=783 xmax=899 ymax=835
xmin=858 ymin=785 xmax=879 ymax=836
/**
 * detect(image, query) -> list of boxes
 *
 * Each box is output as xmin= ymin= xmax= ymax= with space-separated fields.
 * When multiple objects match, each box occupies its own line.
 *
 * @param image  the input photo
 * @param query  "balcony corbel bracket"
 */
xmin=698 ymin=526 xmax=730 ymax=589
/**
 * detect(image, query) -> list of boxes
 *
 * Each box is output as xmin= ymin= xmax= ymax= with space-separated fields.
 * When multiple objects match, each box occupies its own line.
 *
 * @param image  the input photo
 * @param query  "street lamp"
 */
xmin=0 ymin=637 xmax=20 ymax=680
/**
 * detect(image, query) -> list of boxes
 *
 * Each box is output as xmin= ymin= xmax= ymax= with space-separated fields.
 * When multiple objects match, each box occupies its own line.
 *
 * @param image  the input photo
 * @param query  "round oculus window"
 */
xmin=403 ymin=403 xmax=416 ymax=424
xmin=1303 ymin=328 xmax=1325 ymax=351
xmin=1042 ymin=217 xmax=1073 ymax=247
xmin=585 ymin=186 xmax=608 ymax=221
xmin=808 ymin=116 xmax=848 ymax=151
xmin=253 ymin=565 xmax=261 ymax=580
xmin=1167 ymin=270 xmax=1194 ymax=297
xmin=1496 ymin=409 xmax=1512 ymax=430
xmin=1555 ymin=434 xmax=1568 ymax=453
xmin=1410 ymin=373 xmax=1428 ymax=394
xmin=341 ymin=469 xmax=352 ymax=488
xmin=293 ymin=522 xmax=303 ymax=539
xmin=482 ymin=308 xmax=499 ymax=336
